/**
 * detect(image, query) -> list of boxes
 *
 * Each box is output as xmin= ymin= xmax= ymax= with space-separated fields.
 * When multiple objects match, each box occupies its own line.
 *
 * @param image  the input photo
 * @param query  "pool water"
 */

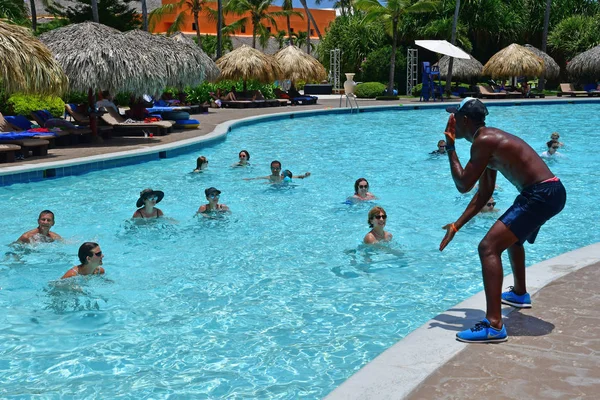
xmin=0 ymin=103 xmax=597 ymax=398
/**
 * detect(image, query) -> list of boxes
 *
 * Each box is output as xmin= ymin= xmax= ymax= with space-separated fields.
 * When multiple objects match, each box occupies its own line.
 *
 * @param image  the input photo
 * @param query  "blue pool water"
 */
xmin=0 ymin=103 xmax=597 ymax=398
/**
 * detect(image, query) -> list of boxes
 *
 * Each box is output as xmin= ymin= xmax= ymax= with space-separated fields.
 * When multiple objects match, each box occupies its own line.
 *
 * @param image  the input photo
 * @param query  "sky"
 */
xmin=273 ymin=0 xmax=338 ymax=9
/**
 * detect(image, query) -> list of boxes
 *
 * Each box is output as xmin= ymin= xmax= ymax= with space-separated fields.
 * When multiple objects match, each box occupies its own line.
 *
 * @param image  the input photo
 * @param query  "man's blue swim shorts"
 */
xmin=499 ymin=177 xmax=567 ymax=245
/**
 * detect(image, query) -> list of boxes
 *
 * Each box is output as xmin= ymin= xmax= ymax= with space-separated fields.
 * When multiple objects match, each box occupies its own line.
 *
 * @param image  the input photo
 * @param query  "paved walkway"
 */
xmin=2 ymin=95 xmax=599 ymax=399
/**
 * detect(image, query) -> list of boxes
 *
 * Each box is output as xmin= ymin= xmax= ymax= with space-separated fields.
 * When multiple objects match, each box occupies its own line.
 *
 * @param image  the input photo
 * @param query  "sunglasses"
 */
xmin=146 ymin=196 xmax=158 ymax=202
xmin=486 ymin=202 xmax=496 ymax=207
xmin=94 ymin=251 xmax=102 ymax=257
xmin=551 ymin=147 xmax=559 ymax=150
xmin=209 ymin=193 xmax=220 ymax=199
xmin=374 ymin=214 xmax=387 ymax=220
xmin=438 ymin=145 xmax=446 ymax=148
xmin=358 ymin=185 xmax=368 ymax=189
xmin=239 ymin=155 xmax=247 ymax=158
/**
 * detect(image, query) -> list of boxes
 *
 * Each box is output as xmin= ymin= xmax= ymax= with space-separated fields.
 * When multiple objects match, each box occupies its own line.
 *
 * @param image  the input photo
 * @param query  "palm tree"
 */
xmin=91 ymin=0 xmax=99 ymax=22
xmin=539 ymin=0 xmax=551 ymax=91
xmin=281 ymin=0 xmax=297 ymax=45
xmin=28 ymin=0 xmax=54 ymax=32
xmin=273 ymin=29 xmax=288 ymax=49
xmin=0 ymin=0 xmax=27 ymax=22
xmin=298 ymin=0 xmax=322 ymax=40
xmin=150 ymin=0 xmax=209 ymax=47
xmin=354 ymin=0 xmax=439 ymax=95
xmin=293 ymin=31 xmax=314 ymax=52
xmin=226 ymin=0 xmax=290 ymax=49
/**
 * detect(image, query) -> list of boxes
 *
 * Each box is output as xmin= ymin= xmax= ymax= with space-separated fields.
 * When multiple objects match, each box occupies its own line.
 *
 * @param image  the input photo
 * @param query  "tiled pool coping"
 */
xmin=1 ymin=97 xmax=599 ymax=186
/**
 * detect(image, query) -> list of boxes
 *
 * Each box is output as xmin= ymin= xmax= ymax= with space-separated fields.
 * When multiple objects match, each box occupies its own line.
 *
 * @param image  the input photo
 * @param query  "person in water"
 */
xmin=197 ymin=187 xmax=230 ymax=215
xmin=17 ymin=210 xmax=63 ymax=244
xmin=132 ymin=188 xmax=165 ymax=219
xmin=193 ymin=156 xmax=208 ymax=173
xmin=439 ymin=97 xmax=566 ymax=343
xmin=61 ymin=242 xmax=105 ymax=279
xmin=479 ymin=196 xmax=498 ymax=213
xmin=232 ymin=150 xmax=250 ymax=167
xmin=363 ymin=206 xmax=392 ymax=244
xmin=350 ymin=178 xmax=377 ymax=201
xmin=245 ymin=160 xmax=310 ymax=183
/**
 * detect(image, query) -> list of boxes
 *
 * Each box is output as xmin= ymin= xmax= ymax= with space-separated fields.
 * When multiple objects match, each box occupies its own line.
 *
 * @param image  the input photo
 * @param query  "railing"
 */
xmin=339 ymin=93 xmax=360 ymax=113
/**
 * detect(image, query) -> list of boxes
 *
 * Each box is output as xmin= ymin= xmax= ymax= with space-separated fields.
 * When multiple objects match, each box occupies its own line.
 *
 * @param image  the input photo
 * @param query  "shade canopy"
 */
xmin=434 ymin=54 xmax=483 ymax=80
xmin=274 ymin=45 xmax=326 ymax=83
xmin=415 ymin=40 xmax=470 ymax=59
xmin=216 ymin=45 xmax=282 ymax=83
xmin=171 ymin=32 xmax=220 ymax=82
xmin=40 ymin=22 xmax=167 ymax=96
xmin=483 ymin=43 xmax=544 ymax=78
xmin=0 ymin=21 xmax=68 ymax=96
xmin=566 ymin=44 xmax=600 ymax=80
xmin=524 ymin=44 xmax=560 ymax=79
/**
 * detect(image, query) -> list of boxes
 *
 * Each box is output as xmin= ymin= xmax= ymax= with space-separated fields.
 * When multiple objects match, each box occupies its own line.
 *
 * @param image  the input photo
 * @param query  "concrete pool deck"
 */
xmin=1 ymin=95 xmax=599 ymax=399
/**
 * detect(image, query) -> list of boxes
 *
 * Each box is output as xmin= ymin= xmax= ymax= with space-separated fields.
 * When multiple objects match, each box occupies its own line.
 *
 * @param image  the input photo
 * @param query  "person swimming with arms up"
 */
xmin=17 ymin=210 xmax=63 ymax=244
xmin=244 ymin=160 xmax=310 ymax=183
xmin=61 ymin=242 xmax=105 ymax=279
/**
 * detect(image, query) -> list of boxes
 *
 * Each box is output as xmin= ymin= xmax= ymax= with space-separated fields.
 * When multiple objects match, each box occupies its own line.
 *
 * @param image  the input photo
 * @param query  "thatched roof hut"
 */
xmin=216 ymin=45 xmax=282 ymax=87
xmin=274 ymin=45 xmax=326 ymax=83
xmin=483 ymin=43 xmax=544 ymax=78
xmin=0 ymin=21 xmax=68 ymax=96
xmin=39 ymin=22 xmax=167 ymax=96
xmin=524 ymin=44 xmax=560 ymax=79
xmin=171 ymin=32 xmax=220 ymax=82
xmin=434 ymin=54 xmax=483 ymax=80
xmin=566 ymin=44 xmax=600 ymax=80
xmin=125 ymin=30 xmax=207 ymax=88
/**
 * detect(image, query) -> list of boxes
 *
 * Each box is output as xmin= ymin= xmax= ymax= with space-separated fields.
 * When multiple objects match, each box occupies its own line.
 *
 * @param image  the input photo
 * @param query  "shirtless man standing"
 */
xmin=439 ymin=98 xmax=566 ymax=343
xmin=17 ymin=210 xmax=63 ymax=244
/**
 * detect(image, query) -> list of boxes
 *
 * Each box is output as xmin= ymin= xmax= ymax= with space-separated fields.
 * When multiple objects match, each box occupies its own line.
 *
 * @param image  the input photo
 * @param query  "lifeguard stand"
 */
xmin=419 ymin=62 xmax=443 ymax=102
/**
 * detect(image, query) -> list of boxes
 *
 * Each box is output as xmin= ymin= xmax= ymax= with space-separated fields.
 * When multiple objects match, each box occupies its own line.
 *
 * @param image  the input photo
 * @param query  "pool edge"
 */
xmin=324 ymin=241 xmax=600 ymax=400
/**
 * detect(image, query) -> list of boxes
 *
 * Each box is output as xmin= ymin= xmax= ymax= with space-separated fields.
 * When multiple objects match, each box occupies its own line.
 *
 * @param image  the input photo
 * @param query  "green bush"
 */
xmin=6 ymin=94 xmax=65 ymax=117
xmin=184 ymin=80 xmax=277 ymax=104
xmin=354 ymin=82 xmax=386 ymax=98
xmin=64 ymin=91 xmax=88 ymax=105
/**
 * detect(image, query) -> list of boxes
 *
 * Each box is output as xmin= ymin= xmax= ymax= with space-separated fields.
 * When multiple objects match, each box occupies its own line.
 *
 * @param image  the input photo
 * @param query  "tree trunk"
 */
xmin=91 ymin=0 xmax=99 ymax=23
xmin=298 ymin=0 xmax=322 ymax=40
xmin=287 ymin=15 xmax=293 ymax=46
xmin=141 ymin=0 xmax=148 ymax=31
xmin=388 ymin=19 xmax=398 ymax=95
xmin=217 ymin=0 xmax=223 ymax=58
xmin=30 ymin=0 xmax=38 ymax=32
xmin=252 ymin=18 xmax=257 ymax=48
xmin=194 ymin=11 xmax=202 ymax=48
xmin=539 ymin=0 xmax=551 ymax=91
xmin=445 ymin=0 xmax=460 ymax=95
xmin=306 ymin=10 xmax=311 ymax=54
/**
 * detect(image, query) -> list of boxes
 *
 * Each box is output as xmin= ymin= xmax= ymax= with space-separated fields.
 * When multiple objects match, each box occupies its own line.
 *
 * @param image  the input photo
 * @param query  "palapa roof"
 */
xmin=216 ymin=45 xmax=282 ymax=83
xmin=524 ymin=44 xmax=560 ymax=79
xmin=566 ymin=44 xmax=600 ymax=80
xmin=274 ymin=45 xmax=326 ymax=83
xmin=171 ymin=32 xmax=220 ymax=82
xmin=434 ymin=54 xmax=483 ymax=80
xmin=125 ymin=30 xmax=207 ymax=88
xmin=0 ymin=21 xmax=68 ymax=96
xmin=39 ymin=22 xmax=167 ymax=96
xmin=483 ymin=43 xmax=544 ymax=78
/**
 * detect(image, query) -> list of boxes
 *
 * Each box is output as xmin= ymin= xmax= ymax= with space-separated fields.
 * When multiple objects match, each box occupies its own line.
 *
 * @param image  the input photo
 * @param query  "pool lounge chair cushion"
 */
xmin=291 ymin=96 xmax=318 ymax=105
xmin=477 ymin=85 xmax=507 ymax=99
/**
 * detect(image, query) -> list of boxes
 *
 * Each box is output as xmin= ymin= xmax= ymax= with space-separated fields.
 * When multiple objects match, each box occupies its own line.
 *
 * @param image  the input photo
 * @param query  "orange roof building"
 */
xmin=150 ymin=1 xmax=335 ymax=40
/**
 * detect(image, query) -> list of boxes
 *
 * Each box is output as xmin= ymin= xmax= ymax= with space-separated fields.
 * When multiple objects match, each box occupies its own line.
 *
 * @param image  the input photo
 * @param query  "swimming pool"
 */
xmin=0 ymin=103 xmax=597 ymax=398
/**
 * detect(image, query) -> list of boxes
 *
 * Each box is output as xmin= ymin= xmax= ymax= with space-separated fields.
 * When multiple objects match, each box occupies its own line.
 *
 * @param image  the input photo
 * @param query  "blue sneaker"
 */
xmin=501 ymin=286 xmax=532 ymax=308
xmin=456 ymin=318 xmax=508 ymax=343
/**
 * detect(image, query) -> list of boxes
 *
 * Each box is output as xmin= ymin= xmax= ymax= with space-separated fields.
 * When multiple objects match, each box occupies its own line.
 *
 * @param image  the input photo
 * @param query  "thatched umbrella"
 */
xmin=524 ymin=44 xmax=560 ymax=80
xmin=125 ymin=30 xmax=207 ymax=89
xmin=40 ymin=22 xmax=168 ymax=140
xmin=216 ymin=44 xmax=282 ymax=93
xmin=274 ymin=45 xmax=326 ymax=83
xmin=0 ymin=21 xmax=68 ymax=96
xmin=434 ymin=54 xmax=483 ymax=80
xmin=171 ymin=32 xmax=220 ymax=82
xmin=566 ymin=44 xmax=600 ymax=80
xmin=483 ymin=43 xmax=544 ymax=78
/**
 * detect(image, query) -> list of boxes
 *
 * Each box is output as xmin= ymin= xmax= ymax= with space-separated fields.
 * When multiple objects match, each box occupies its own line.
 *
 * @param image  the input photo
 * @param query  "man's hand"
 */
xmin=444 ymin=114 xmax=456 ymax=144
xmin=439 ymin=223 xmax=457 ymax=251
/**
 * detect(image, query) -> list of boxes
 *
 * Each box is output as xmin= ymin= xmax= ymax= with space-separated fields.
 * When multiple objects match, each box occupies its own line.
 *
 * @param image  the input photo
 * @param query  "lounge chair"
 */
xmin=99 ymin=106 xmax=172 ymax=136
xmin=559 ymin=83 xmax=589 ymax=97
xmin=30 ymin=110 xmax=92 ymax=144
xmin=477 ymin=85 xmax=507 ymax=99
xmin=64 ymin=104 xmax=114 ymax=139
xmin=0 ymin=133 xmax=49 ymax=157
xmin=0 ymin=144 xmax=21 ymax=163
xmin=1 ymin=113 xmax=66 ymax=148
xmin=291 ymin=95 xmax=318 ymax=105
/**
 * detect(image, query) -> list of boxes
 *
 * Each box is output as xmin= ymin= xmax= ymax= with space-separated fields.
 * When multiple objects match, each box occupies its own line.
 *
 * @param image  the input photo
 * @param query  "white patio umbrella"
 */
xmin=414 ymin=40 xmax=470 ymax=59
